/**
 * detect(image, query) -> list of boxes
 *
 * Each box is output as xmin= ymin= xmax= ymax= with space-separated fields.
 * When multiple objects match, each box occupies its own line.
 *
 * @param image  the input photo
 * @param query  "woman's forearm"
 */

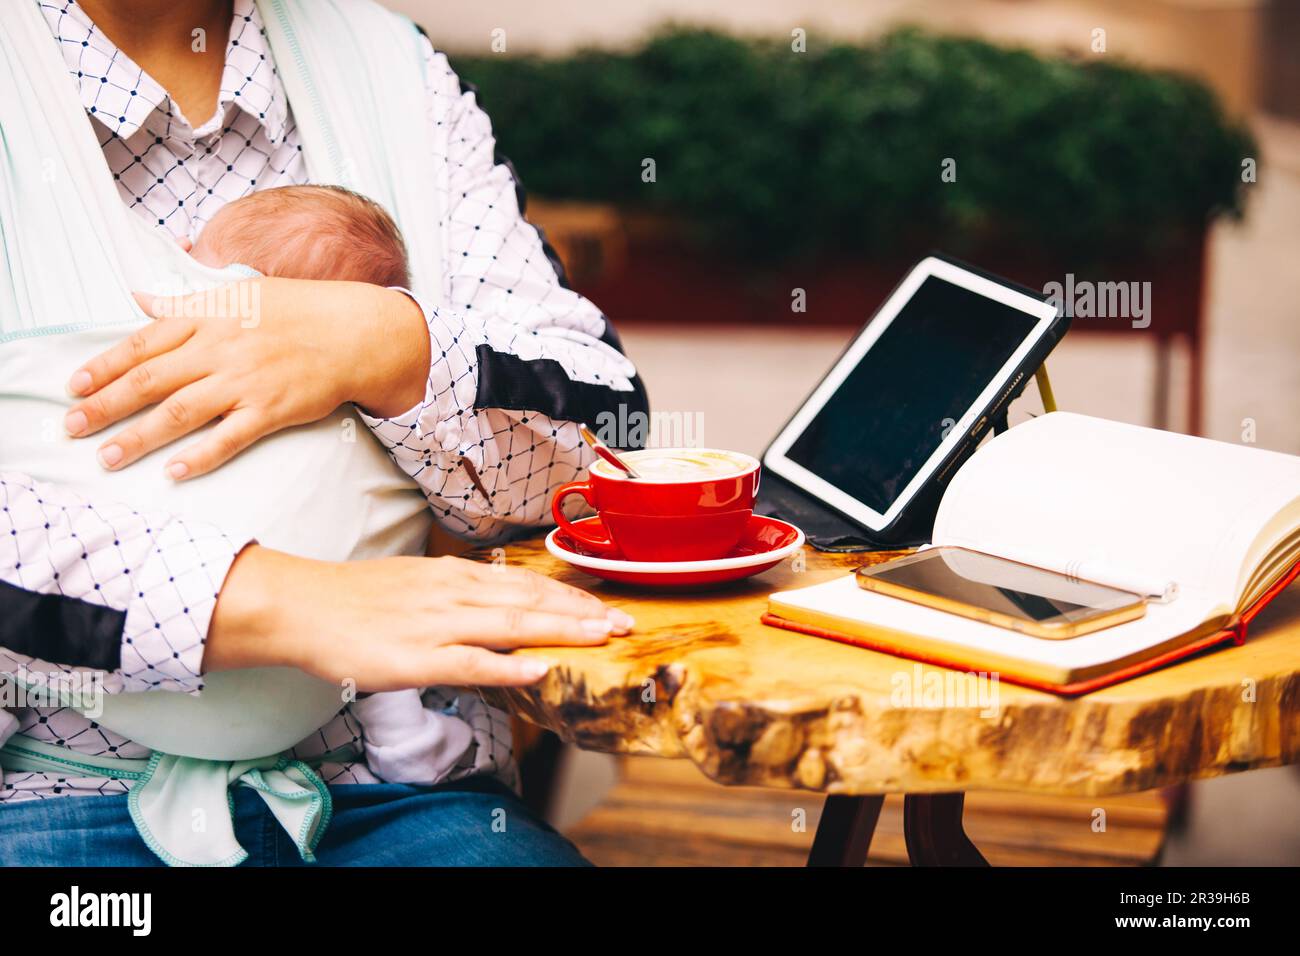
xmin=346 ymin=286 xmax=432 ymax=419
xmin=202 ymin=547 xmax=631 ymax=692
xmin=204 ymin=544 xmax=301 ymax=673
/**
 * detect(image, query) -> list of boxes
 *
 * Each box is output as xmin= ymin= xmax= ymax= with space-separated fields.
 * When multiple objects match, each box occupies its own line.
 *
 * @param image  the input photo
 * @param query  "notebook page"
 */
xmin=932 ymin=413 xmax=1300 ymax=608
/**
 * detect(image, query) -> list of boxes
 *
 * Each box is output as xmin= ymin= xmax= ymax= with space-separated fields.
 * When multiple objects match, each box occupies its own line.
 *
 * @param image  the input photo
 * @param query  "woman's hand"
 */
xmin=207 ymin=547 xmax=633 ymax=691
xmin=62 ymin=278 xmax=430 ymax=480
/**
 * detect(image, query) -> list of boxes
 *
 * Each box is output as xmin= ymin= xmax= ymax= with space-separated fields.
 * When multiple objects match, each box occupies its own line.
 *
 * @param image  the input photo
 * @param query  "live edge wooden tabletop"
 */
xmin=470 ymin=539 xmax=1300 ymax=798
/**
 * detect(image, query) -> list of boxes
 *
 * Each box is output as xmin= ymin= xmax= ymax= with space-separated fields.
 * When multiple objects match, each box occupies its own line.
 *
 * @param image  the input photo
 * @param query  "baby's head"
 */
xmin=190 ymin=185 xmax=409 ymax=287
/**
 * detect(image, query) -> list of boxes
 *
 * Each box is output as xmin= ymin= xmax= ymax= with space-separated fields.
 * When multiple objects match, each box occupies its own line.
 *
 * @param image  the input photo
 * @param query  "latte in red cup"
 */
xmin=551 ymin=448 xmax=760 ymax=562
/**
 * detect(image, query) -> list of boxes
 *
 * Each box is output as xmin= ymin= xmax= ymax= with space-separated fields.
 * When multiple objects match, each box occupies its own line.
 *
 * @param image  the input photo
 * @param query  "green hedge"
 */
xmin=453 ymin=28 xmax=1255 ymax=264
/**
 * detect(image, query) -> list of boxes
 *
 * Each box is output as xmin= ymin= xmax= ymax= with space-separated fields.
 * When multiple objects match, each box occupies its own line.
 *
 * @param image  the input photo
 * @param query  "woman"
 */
xmin=0 ymin=0 xmax=646 ymax=865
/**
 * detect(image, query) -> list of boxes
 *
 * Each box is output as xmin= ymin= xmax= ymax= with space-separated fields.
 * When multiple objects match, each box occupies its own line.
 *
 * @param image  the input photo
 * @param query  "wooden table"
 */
xmin=473 ymin=539 xmax=1300 ymax=866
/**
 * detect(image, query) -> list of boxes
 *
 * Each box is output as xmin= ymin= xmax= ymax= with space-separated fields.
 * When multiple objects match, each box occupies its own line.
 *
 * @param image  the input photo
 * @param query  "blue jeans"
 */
xmin=0 ymin=777 xmax=590 ymax=866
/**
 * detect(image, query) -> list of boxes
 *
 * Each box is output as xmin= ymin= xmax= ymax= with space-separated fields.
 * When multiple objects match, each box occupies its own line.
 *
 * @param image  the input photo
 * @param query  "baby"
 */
xmin=186 ymin=185 xmax=470 ymax=783
xmin=187 ymin=183 xmax=410 ymax=288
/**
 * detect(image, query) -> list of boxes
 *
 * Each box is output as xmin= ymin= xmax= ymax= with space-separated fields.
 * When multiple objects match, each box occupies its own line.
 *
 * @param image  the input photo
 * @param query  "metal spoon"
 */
xmin=578 ymin=423 xmax=641 ymax=479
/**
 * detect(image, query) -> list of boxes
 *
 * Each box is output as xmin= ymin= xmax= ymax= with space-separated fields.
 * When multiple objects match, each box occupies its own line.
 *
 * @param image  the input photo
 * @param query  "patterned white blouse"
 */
xmin=0 ymin=0 xmax=646 ymax=802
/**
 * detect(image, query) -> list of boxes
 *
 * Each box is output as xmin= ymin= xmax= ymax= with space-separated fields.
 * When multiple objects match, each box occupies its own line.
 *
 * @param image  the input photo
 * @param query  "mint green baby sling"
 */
xmin=0 ymin=0 xmax=444 ymax=865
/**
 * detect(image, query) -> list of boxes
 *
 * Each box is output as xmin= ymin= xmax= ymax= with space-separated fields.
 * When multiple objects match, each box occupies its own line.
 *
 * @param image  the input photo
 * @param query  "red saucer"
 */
xmin=546 ymin=514 xmax=805 ymax=588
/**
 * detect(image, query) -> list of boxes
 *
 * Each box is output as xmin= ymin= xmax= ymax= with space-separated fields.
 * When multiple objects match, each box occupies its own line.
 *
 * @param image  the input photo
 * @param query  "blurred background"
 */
xmin=395 ymin=0 xmax=1300 ymax=865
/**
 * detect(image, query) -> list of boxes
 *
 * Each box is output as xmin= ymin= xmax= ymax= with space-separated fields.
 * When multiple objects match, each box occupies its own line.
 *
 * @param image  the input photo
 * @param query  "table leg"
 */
xmin=903 ymin=793 xmax=989 ymax=866
xmin=807 ymin=794 xmax=885 ymax=867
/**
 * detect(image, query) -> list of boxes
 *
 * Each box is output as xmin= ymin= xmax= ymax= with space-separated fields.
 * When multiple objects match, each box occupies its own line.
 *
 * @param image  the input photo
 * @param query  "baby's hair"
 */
xmin=204 ymin=184 xmax=410 ymax=288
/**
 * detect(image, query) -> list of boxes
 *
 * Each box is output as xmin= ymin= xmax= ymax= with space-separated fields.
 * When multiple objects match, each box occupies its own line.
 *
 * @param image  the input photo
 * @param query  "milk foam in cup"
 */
xmin=591 ymin=448 xmax=753 ymax=481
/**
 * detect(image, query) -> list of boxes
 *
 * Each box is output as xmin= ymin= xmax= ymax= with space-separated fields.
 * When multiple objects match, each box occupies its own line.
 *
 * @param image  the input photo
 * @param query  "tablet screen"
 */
xmin=783 ymin=275 xmax=1039 ymax=514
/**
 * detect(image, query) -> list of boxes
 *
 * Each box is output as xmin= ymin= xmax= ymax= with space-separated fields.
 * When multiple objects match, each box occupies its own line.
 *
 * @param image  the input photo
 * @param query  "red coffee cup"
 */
xmin=551 ymin=449 xmax=761 ymax=562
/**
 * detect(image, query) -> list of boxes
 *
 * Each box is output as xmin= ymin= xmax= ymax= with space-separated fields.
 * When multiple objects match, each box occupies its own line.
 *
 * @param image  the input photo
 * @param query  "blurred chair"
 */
xmin=527 ymin=199 xmax=627 ymax=289
xmin=566 ymin=755 xmax=1171 ymax=866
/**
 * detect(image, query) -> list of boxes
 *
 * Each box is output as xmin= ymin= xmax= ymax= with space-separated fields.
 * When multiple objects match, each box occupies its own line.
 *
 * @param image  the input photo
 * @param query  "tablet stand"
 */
xmin=1034 ymin=365 xmax=1058 ymax=414
xmin=990 ymin=364 xmax=1058 ymax=436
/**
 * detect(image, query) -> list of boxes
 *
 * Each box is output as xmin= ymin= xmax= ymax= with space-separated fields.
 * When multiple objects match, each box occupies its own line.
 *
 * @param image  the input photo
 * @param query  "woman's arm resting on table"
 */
xmin=0 ymin=470 xmax=246 ymax=693
xmin=355 ymin=43 xmax=650 ymax=541
xmin=1 ymin=472 xmax=630 ymax=696
xmin=206 ymin=545 xmax=631 ymax=692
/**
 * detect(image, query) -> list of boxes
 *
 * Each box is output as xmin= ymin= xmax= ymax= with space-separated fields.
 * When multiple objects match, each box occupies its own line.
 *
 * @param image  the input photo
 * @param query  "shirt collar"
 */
xmin=41 ymin=0 xmax=289 ymax=146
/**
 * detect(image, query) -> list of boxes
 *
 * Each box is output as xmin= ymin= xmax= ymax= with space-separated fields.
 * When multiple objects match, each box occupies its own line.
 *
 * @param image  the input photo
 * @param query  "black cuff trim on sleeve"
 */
xmin=0 ymin=580 xmax=124 ymax=672
xmin=474 ymin=345 xmax=650 ymax=448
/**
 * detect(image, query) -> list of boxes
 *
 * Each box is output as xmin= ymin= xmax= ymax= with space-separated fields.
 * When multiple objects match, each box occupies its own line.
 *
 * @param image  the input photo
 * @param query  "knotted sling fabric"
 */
xmin=1 ymin=733 xmax=345 ymax=867
xmin=0 ymin=0 xmax=447 ymax=865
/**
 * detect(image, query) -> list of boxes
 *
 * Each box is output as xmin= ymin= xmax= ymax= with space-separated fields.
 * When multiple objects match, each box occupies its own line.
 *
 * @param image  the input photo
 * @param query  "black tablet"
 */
xmin=762 ymin=256 xmax=1065 ymax=542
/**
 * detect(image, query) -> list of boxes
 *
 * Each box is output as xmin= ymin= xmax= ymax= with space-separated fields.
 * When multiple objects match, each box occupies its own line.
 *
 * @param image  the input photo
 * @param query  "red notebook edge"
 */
xmin=761 ymin=557 xmax=1300 ymax=698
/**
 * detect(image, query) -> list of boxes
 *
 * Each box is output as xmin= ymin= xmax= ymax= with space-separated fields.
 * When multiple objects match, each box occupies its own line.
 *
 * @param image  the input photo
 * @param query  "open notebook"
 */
xmin=765 ymin=412 xmax=1300 ymax=694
